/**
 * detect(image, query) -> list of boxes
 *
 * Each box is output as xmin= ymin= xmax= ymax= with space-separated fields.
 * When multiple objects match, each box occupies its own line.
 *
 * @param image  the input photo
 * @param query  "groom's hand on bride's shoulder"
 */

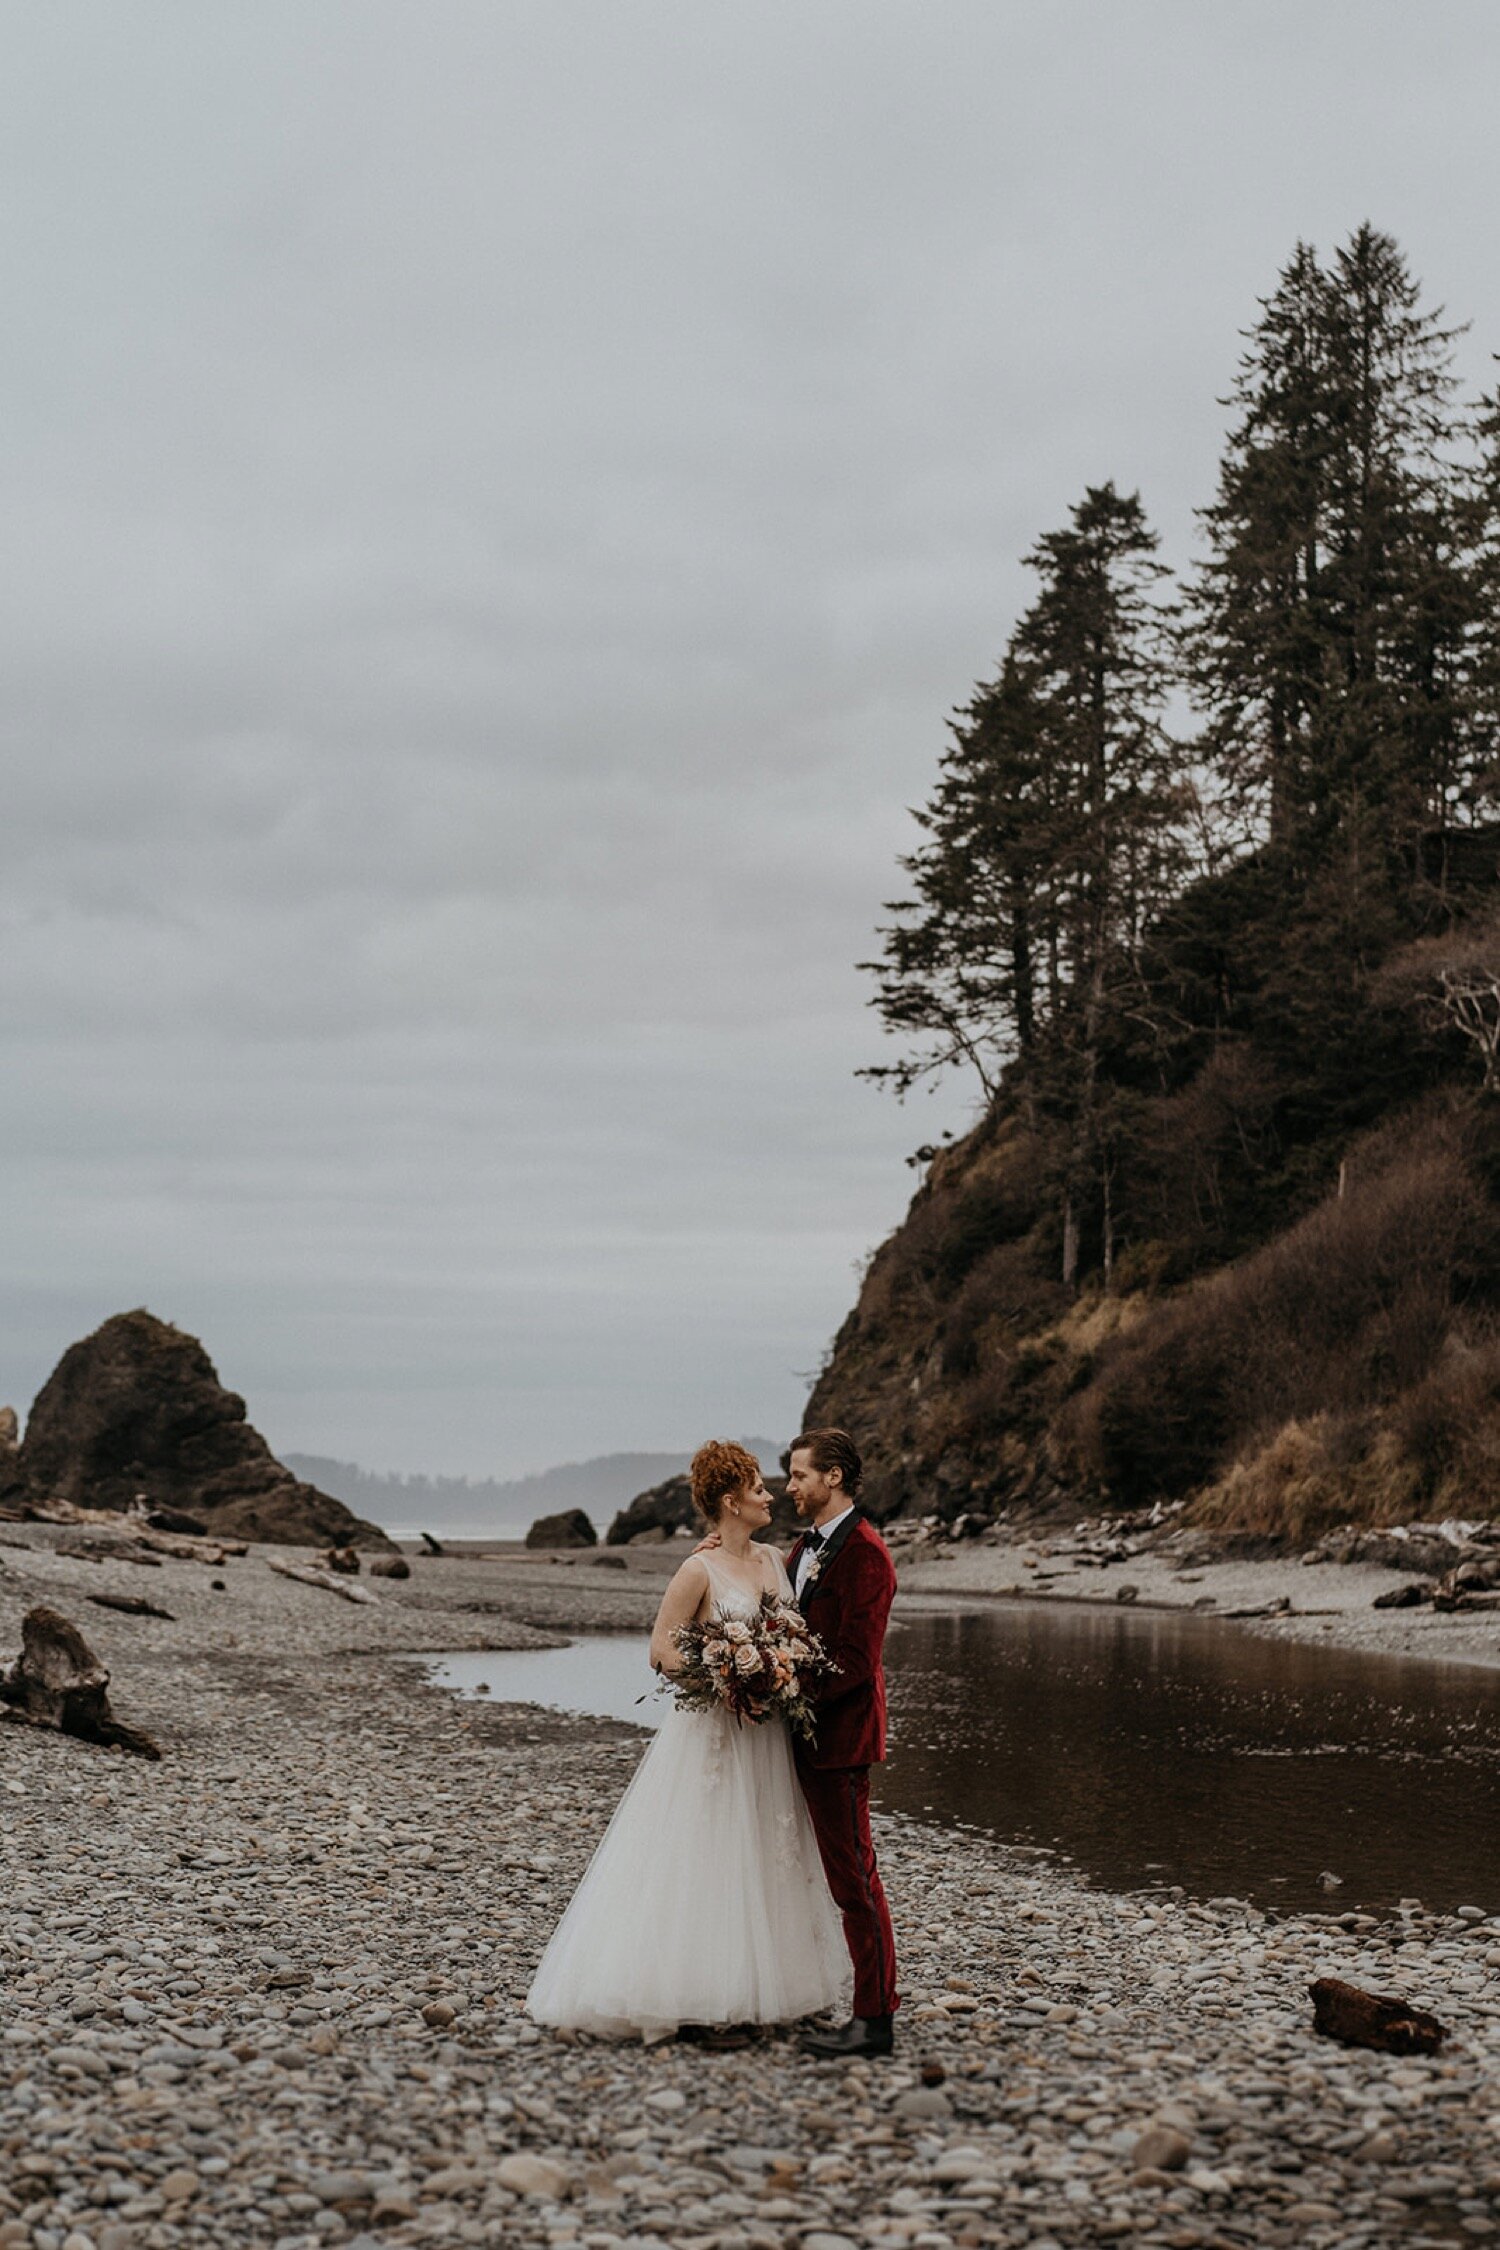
xmin=693 ymin=1530 xmax=722 ymax=1553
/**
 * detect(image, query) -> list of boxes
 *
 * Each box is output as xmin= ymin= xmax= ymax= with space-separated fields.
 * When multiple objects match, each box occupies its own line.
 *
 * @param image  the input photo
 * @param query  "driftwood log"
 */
xmin=87 ymin=1591 xmax=175 ymax=1621
xmin=265 ymin=1556 xmax=378 ymax=1605
xmin=134 ymin=1527 xmax=244 ymax=1565
xmin=0 ymin=1606 xmax=161 ymax=1758
xmin=1310 ymin=1975 xmax=1447 ymax=2055
xmin=55 ymin=1534 xmax=163 ymax=1568
xmin=25 ymin=1498 xmax=136 ymax=1527
xmin=420 ymin=1531 xmax=445 ymax=1556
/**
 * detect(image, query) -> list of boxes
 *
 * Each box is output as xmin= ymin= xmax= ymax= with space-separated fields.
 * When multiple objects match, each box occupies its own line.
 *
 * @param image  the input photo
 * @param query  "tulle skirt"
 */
xmin=525 ymin=1702 xmax=850 ymax=2041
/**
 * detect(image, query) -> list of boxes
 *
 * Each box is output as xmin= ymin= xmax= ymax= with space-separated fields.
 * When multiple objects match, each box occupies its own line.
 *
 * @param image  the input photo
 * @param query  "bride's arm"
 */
xmin=648 ymin=1556 xmax=711 ymax=1674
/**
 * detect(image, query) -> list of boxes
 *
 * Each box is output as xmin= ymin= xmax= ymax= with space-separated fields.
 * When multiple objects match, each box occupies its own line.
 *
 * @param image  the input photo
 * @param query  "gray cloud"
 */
xmin=5 ymin=1 xmax=1500 ymax=1471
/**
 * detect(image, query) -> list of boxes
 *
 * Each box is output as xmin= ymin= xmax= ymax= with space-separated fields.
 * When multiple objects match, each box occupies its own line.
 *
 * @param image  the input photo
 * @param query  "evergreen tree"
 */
xmin=1468 ymin=385 xmax=1500 ymax=814
xmin=860 ymin=646 xmax=1053 ymax=1102
xmin=1013 ymin=483 xmax=1186 ymax=1281
xmin=865 ymin=484 xmax=1186 ymax=1281
xmin=1187 ymin=225 xmax=1481 ymax=901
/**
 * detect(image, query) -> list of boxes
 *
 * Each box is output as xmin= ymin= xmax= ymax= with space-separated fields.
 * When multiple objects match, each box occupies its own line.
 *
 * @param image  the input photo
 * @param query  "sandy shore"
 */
xmin=3 ymin=1526 xmax=1499 ymax=2250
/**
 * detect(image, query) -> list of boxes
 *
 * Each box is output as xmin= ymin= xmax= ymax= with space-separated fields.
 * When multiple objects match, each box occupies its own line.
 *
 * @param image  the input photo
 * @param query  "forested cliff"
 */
xmin=809 ymin=228 xmax=1500 ymax=1542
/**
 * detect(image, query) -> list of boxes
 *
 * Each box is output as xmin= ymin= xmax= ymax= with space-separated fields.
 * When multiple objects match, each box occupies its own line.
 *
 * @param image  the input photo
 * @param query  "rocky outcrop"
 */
xmin=16 ymin=1311 xmax=390 ymax=1549
xmin=606 ymin=1475 xmax=693 ymax=1546
xmin=524 ymin=1508 xmax=597 ymax=1550
xmin=606 ymin=1472 xmax=798 ymax=1546
xmin=0 ymin=1405 xmax=23 ymax=1518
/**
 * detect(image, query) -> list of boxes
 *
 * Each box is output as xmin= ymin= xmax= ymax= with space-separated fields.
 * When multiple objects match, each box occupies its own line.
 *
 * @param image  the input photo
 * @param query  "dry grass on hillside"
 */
xmin=1059 ymin=1103 xmax=1500 ymax=1527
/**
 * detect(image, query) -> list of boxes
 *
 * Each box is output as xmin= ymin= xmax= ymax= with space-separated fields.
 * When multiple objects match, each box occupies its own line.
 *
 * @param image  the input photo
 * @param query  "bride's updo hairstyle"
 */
xmin=689 ymin=1439 xmax=759 ymax=1523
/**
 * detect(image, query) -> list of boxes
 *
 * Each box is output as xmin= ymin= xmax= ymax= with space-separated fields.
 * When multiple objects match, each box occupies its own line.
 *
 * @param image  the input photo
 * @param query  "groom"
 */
xmin=785 ymin=1427 xmax=899 ymax=2059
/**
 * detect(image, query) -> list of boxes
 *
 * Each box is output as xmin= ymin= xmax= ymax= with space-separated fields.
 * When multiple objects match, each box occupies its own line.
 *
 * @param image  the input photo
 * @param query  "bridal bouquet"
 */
xmin=666 ymin=1593 xmax=836 ymax=1741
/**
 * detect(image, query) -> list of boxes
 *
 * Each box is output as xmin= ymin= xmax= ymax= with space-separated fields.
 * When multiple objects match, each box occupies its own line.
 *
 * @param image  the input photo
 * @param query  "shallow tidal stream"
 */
xmin=423 ymin=1599 xmax=1500 ymax=1919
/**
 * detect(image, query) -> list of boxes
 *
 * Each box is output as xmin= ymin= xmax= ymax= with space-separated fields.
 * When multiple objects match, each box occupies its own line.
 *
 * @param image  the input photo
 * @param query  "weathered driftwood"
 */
xmin=1310 ymin=1975 xmax=1447 ymax=2055
xmin=265 ymin=1556 xmax=378 ymax=1606
xmin=134 ymin=1527 xmax=245 ymax=1566
xmin=420 ymin=1531 xmax=445 ymax=1556
xmin=0 ymin=1606 xmax=161 ymax=1758
xmin=28 ymin=1498 xmax=134 ymax=1527
xmin=55 ymin=1534 xmax=163 ymax=1568
xmin=87 ymin=1591 xmax=175 ymax=1620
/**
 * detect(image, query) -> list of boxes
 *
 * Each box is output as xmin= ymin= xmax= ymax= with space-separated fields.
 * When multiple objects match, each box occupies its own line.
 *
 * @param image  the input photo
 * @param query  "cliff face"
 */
xmin=17 ymin=1310 xmax=392 ymax=1549
xmin=804 ymin=1111 xmax=1085 ymax=1524
xmin=809 ymin=888 xmax=1500 ymax=1542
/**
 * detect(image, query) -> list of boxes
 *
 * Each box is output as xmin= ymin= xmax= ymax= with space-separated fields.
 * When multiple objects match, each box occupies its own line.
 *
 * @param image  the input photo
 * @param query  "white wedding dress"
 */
xmin=525 ymin=1549 xmax=850 ymax=2041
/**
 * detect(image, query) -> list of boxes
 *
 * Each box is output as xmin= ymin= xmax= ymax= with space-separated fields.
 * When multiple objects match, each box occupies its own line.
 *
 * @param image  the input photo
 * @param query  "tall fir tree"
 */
xmin=865 ymin=484 xmax=1185 ymax=1281
xmin=861 ymin=646 xmax=1053 ymax=1102
xmin=1014 ymin=483 xmax=1186 ymax=1282
xmin=1187 ymin=225 xmax=1482 ymax=908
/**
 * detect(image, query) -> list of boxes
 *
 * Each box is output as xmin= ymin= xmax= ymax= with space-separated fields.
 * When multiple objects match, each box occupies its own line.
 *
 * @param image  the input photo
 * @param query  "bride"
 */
xmin=525 ymin=1439 xmax=849 ymax=2042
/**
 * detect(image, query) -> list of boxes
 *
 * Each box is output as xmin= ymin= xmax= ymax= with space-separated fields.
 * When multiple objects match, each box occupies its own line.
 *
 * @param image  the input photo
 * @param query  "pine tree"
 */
xmin=1013 ymin=483 xmax=1186 ymax=1282
xmin=1187 ymin=226 xmax=1481 ymax=902
xmin=860 ymin=646 xmax=1053 ymax=1102
xmin=864 ymin=484 xmax=1186 ymax=1283
xmin=1467 ymin=385 xmax=1500 ymax=817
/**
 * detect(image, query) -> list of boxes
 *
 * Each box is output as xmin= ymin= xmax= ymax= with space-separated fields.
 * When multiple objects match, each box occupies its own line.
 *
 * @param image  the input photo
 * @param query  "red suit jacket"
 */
xmin=786 ymin=1512 xmax=897 ymax=1771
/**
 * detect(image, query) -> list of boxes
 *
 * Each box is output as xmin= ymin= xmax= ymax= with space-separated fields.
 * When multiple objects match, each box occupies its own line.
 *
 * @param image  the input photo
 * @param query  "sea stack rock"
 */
xmin=606 ymin=1471 xmax=796 ymax=1545
xmin=525 ymin=1507 xmax=597 ymax=1550
xmin=606 ymin=1474 xmax=694 ymax=1546
xmin=18 ymin=1310 xmax=391 ymax=1549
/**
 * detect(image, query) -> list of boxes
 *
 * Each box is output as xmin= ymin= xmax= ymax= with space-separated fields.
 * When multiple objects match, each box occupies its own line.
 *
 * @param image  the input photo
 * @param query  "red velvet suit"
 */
xmin=787 ymin=1511 xmax=899 ymax=2018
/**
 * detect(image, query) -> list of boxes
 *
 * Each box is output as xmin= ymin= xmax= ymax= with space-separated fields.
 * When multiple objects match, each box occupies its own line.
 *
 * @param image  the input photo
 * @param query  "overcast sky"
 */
xmin=5 ymin=3 xmax=1500 ymax=1477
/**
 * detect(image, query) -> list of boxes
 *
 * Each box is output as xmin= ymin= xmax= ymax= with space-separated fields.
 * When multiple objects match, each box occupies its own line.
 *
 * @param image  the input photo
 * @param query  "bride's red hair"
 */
xmin=689 ymin=1439 xmax=759 ymax=1523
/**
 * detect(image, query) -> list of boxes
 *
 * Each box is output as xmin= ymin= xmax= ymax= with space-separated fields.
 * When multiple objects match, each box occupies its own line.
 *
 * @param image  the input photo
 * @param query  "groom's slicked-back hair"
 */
xmin=791 ymin=1427 xmax=863 ymax=1498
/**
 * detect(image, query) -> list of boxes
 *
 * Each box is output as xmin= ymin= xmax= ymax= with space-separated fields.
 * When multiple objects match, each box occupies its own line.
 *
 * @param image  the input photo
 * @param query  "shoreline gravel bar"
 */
xmin=3 ymin=1529 xmax=1499 ymax=2249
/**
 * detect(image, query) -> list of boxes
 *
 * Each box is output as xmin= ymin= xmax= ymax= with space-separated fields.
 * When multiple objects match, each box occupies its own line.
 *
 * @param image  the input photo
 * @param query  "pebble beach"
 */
xmin=4 ymin=1529 xmax=1500 ymax=2250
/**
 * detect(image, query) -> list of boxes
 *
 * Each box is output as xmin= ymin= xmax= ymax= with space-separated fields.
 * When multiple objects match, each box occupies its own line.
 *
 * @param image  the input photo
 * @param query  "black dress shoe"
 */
xmin=798 ymin=2013 xmax=894 ymax=2059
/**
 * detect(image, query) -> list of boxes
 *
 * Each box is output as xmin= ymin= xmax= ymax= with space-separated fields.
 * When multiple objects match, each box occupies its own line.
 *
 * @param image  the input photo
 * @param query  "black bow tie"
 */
xmin=806 ymin=1527 xmax=825 ymax=1548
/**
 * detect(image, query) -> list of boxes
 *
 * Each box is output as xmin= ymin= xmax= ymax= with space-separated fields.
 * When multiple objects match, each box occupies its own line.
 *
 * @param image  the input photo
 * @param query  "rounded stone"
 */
xmin=495 ymin=2153 xmax=571 ymax=2201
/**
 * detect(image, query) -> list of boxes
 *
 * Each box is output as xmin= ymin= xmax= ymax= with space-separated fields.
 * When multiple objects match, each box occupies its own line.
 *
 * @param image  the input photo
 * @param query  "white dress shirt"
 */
xmin=794 ymin=1503 xmax=855 ymax=1597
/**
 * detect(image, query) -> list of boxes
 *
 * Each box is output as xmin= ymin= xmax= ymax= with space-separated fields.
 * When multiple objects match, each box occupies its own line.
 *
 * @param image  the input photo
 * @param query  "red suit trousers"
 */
xmin=797 ymin=1763 xmax=899 ymax=2019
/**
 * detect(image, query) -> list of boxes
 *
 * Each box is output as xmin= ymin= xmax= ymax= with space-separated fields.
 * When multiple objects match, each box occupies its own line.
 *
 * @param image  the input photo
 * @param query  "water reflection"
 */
xmin=879 ymin=1605 xmax=1500 ymax=1916
xmin=421 ymin=1601 xmax=1500 ymax=1916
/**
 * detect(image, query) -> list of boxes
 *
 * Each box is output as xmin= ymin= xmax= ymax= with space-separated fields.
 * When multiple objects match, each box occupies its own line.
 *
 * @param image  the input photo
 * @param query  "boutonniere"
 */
xmin=803 ymin=1555 xmax=822 ymax=1586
